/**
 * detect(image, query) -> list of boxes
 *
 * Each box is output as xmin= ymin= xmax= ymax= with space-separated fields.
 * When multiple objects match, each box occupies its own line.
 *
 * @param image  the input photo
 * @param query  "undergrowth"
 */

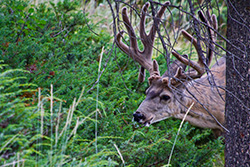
xmin=0 ymin=0 xmax=225 ymax=166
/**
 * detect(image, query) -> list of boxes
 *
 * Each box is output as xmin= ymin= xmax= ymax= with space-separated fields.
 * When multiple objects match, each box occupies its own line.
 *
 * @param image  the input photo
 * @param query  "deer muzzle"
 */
xmin=133 ymin=111 xmax=145 ymax=122
xmin=133 ymin=111 xmax=154 ymax=127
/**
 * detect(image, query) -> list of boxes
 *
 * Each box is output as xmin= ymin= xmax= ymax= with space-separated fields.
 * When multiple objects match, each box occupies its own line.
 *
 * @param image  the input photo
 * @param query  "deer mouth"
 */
xmin=143 ymin=117 xmax=154 ymax=127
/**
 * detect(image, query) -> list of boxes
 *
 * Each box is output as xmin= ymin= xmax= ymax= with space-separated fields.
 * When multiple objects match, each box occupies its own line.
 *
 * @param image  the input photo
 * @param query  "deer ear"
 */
xmin=138 ymin=66 xmax=145 ymax=82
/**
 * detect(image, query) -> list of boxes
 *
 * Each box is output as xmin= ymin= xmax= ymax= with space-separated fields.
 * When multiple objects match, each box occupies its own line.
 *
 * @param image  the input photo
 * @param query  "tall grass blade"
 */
xmin=95 ymin=46 xmax=104 ymax=154
xmin=166 ymin=102 xmax=194 ymax=166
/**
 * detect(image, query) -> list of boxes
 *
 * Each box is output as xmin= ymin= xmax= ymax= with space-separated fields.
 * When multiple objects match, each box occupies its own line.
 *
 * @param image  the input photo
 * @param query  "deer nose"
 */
xmin=133 ymin=112 xmax=145 ymax=122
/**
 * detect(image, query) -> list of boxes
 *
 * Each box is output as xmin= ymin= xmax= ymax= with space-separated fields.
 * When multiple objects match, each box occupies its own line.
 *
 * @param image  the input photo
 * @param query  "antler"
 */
xmin=170 ymin=10 xmax=218 ymax=85
xmin=116 ymin=2 xmax=170 ymax=82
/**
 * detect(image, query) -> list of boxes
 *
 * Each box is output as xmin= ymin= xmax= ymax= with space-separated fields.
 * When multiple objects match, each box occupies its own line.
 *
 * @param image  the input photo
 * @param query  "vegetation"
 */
xmin=0 ymin=0 xmax=225 ymax=166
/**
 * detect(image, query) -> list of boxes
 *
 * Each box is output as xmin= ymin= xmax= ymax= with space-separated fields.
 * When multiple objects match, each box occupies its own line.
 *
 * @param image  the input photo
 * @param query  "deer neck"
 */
xmin=172 ymin=84 xmax=222 ymax=130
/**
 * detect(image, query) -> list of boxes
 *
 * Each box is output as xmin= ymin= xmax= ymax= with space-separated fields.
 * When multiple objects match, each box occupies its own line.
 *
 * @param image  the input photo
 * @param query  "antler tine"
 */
xmin=121 ymin=7 xmax=138 ymax=50
xmin=171 ymin=10 xmax=218 ymax=81
xmin=116 ymin=31 xmax=129 ymax=55
xmin=115 ymin=8 xmax=139 ymax=55
xmin=138 ymin=2 xmax=152 ymax=83
xmin=139 ymin=2 xmax=150 ymax=45
xmin=138 ymin=1 xmax=170 ymax=82
xmin=203 ymin=11 xmax=218 ymax=42
xmin=148 ymin=2 xmax=170 ymax=49
xmin=211 ymin=14 xmax=218 ymax=40
xmin=198 ymin=10 xmax=217 ymax=66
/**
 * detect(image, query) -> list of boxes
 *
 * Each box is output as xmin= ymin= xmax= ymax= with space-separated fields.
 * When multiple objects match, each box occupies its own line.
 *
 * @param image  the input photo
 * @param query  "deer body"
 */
xmin=116 ymin=2 xmax=226 ymax=135
xmin=183 ymin=57 xmax=225 ymax=130
xmin=172 ymin=57 xmax=225 ymax=129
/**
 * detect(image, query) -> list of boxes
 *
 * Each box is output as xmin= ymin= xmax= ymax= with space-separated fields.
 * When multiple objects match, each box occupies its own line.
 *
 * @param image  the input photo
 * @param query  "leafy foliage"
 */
xmin=0 ymin=0 xmax=224 ymax=166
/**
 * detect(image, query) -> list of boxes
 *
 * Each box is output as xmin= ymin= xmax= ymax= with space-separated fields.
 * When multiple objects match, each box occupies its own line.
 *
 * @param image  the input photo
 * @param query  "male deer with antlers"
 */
xmin=116 ymin=2 xmax=226 ymax=137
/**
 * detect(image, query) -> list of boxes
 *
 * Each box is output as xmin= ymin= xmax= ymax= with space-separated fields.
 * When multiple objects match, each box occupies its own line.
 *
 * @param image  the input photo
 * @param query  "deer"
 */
xmin=115 ymin=1 xmax=226 ymax=137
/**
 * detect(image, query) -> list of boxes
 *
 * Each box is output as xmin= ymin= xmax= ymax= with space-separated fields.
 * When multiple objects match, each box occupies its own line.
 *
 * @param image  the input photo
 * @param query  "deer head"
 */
xmin=116 ymin=2 xmax=225 ymax=133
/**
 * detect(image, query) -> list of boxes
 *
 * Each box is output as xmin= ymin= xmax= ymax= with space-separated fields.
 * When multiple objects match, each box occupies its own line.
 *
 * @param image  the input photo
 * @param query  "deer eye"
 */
xmin=161 ymin=95 xmax=170 ymax=101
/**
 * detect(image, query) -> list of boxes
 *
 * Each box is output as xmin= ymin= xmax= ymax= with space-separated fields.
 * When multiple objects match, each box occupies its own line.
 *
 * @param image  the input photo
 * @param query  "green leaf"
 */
xmin=39 ymin=20 xmax=47 ymax=25
xmin=28 ymin=8 xmax=35 ymax=13
xmin=18 ymin=19 xmax=25 ymax=24
xmin=17 ymin=5 xmax=25 ymax=10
